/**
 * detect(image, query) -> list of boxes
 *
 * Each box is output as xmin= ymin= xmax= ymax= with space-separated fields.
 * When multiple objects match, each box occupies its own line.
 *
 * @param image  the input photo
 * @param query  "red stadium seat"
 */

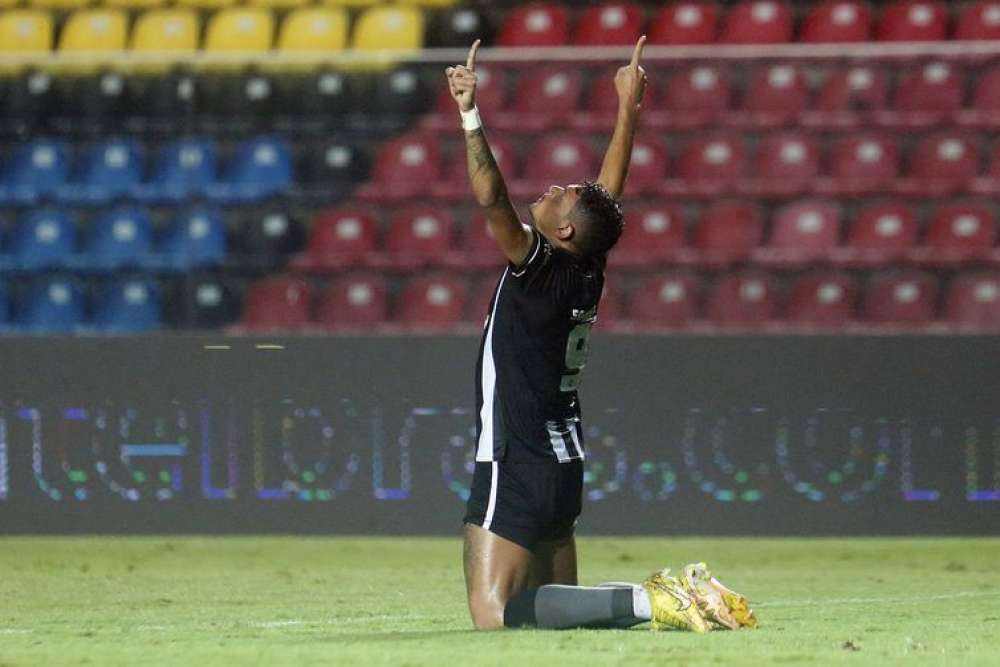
xmin=648 ymin=2 xmax=719 ymax=44
xmin=720 ymin=1 xmax=794 ymax=44
xmin=956 ymin=1 xmax=1000 ymax=40
xmin=898 ymin=133 xmax=978 ymax=196
xmin=800 ymin=0 xmax=873 ymax=43
xmin=494 ymin=67 xmax=583 ymax=132
xmin=863 ymin=271 xmax=937 ymax=326
xmin=571 ymin=66 xmax=632 ymax=131
xmin=908 ymin=201 xmax=997 ymax=265
xmin=707 ymin=273 xmax=779 ymax=327
xmin=731 ymin=64 xmax=808 ymax=126
xmin=971 ymin=141 xmax=1000 ymax=194
xmin=422 ymin=65 xmax=508 ymax=132
xmin=397 ymin=273 xmax=467 ymax=330
xmin=243 ymin=276 xmax=312 ymax=331
xmin=830 ymin=200 xmax=918 ymax=267
xmin=817 ymin=133 xmax=899 ymax=194
xmin=356 ymin=132 xmax=442 ymax=201
xmin=611 ymin=203 xmax=688 ymax=267
xmin=692 ymin=200 xmax=764 ymax=265
xmin=805 ymin=65 xmax=889 ymax=128
xmin=628 ymin=273 xmax=701 ymax=329
xmin=649 ymin=64 xmax=730 ymax=129
xmin=959 ymin=65 xmax=1000 ymax=128
xmin=755 ymin=199 xmax=841 ymax=267
xmin=622 ymin=134 xmax=669 ymax=195
xmin=887 ymin=61 xmax=965 ymax=127
xmin=292 ymin=207 xmax=378 ymax=271
xmin=498 ymin=2 xmax=570 ymax=47
xmin=786 ymin=272 xmax=858 ymax=328
xmin=433 ymin=134 xmax=518 ymax=200
xmin=465 ymin=277 xmax=499 ymax=326
xmin=595 ymin=278 xmax=623 ymax=329
xmin=316 ymin=273 xmax=388 ymax=331
xmin=741 ymin=132 xmax=820 ymax=196
xmin=665 ymin=134 xmax=746 ymax=196
xmin=573 ymin=2 xmax=643 ymax=46
xmin=512 ymin=135 xmax=598 ymax=197
xmin=944 ymin=272 xmax=1000 ymax=328
xmin=445 ymin=214 xmax=507 ymax=270
xmin=876 ymin=1 xmax=948 ymax=41
xmin=383 ymin=206 xmax=454 ymax=268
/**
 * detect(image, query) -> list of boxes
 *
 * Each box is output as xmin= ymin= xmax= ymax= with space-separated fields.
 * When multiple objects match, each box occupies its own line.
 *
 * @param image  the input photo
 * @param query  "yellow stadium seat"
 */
xmin=248 ymin=0 xmax=309 ymax=10
xmin=28 ymin=0 xmax=92 ymax=10
xmin=104 ymin=0 xmax=167 ymax=10
xmin=0 ymin=10 xmax=53 ymax=73
xmin=175 ymin=0 xmax=236 ymax=10
xmin=352 ymin=6 xmax=424 ymax=52
xmin=56 ymin=8 xmax=127 ymax=73
xmin=130 ymin=9 xmax=199 ymax=71
xmin=271 ymin=8 xmax=347 ymax=70
xmin=203 ymin=8 xmax=273 ymax=69
xmin=320 ymin=0 xmax=382 ymax=8
xmin=395 ymin=0 xmax=459 ymax=7
xmin=0 ymin=0 xmax=22 ymax=8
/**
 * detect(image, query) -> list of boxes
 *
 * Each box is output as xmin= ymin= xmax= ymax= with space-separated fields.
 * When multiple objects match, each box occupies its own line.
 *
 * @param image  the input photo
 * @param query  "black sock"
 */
xmin=503 ymin=585 xmax=644 ymax=630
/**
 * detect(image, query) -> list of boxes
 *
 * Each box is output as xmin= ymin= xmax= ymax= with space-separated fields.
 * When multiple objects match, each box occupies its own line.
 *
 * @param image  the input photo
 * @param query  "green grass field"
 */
xmin=1 ymin=536 xmax=999 ymax=666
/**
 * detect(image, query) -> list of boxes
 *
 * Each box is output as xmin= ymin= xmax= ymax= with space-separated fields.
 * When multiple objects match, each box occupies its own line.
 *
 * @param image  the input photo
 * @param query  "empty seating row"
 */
xmin=5 ymin=0 xmax=455 ymax=9
xmin=0 ymin=136 xmax=290 ymax=204
xmin=359 ymin=130 xmax=1000 ymax=201
xmin=420 ymin=62 xmax=1000 ymax=134
xmin=236 ymin=269 xmax=1000 ymax=332
xmin=0 ymin=276 xmax=161 ymax=332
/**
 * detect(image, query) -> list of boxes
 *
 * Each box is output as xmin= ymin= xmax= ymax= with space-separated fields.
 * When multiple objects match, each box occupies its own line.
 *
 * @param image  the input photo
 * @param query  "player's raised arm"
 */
xmin=446 ymin=40 xmax=534 ymax=266
xmin=596 ymin=36 xmax=648 ymax=199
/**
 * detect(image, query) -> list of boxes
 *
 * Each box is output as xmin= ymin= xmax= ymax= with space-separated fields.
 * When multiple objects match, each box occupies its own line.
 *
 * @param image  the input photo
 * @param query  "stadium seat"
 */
xmin=817 ymin=134 xmax=899 ymax=194
xmin=54 ymin=73 xmax=130 ymax=133
xmin=384 ymin=206 xmax=453 ymax=268
xmin=57 ymin=137 xmax=142 ymax=204
xmin=498 ymin=2 xmax=570 ymax=47
xmin=237 ymin=207 xmax=305 ymax=267
xmin=494 ymin=67 xmax=584 ymax=132
xmin=199 ymin=72 xmax=278 ymax=131
xmin=320 ymin=0 xmax=380 ymax=6
xmin=91 ymin=279 xmax=162 ymax=332
xmin=648 ymin=2 xmax=719 ymax=44
xmin=15 ymin=276 xmax=84 ymax=333
xmin=628 ymin=273 xmax=701 ymax=329
xmin=168 ymin=275 xmax=242 ymax=329
xmin=888 ymin=62 xmax=964 ymax=127
xmin=155 ymin=206 xmax=227 ymax=271
xmin=863 ymin=271 xmax=937 ymax=326
xmin=755 ymin=199 xmax=841 ymax=267
xmin=430 ymin=6 xmax=495 ymax=48
xmin=105 ymin=0 xmax=167 ymax=9
xmin=611 ymin=204 xmax=688 ymax=267
xmin=666 ymin=135 xmax=746 ymax=196
xmin=27 ymin=0 xmax=89 ymax=9
xmin=720 ymin=1 xmax=794 ymax=44
xmin=203 ymin=8 xmax=274 ymax=70
xmin=176 ymin=0 xmax=237 ymax=10
xmin=800 ymin=0 xmax=872 ymax=42
xmin=733 ymin=64 xmax=809 ymax=126
xmin=595 ymin=279 xmax=623 ymax=329
xmin=944 ymin=273 xmax=1000 ymax=328
xmin=650 ymin=65 xmax=730 ymax=128
xmin=372 ymin=66 xmax=432 ymax=131
xmin=805 ymin=65 xmax=889 ymax=128
xmin=9 ymin=208 xmax=76 ymax=270
xmin=622 ymin=135 xmax=669 ymax=195
xmin=898 ymin=133 xmax=978 ymax=196
xmin=298 ymin=140 xmax=370 ymax=194
xmin=0 ymin=71 xmax=58 ymax=133
xmin=351 ymin=5 xmax=425 ymax=56
xmin=444 ymin=213 xmax=506 ymax=269
xmin=956 ymin=1 xmax=1000 ymax=40
xmin=0 ymin=11 xmax=53 ymax=74
xmin=691 ymin=200 xmax=764 ymax=265
xmin=357 ymin=132 xmax=441 ymax=201
xmin=130 ymin=9 xmax=200 ymax=68
xmin=134 ymin=138 xmax=216 ymax=203
xmin=275 ymin=8 xmax=349 ymax=65
xmin=243 ymin=276 xmax=312 ymax=331
xmin=513 ymin=135 xmax=598 ymax=197
xmin=706 ymin=273 xmax=779 ymax=327
xmin=207 ymin=136 xmax=292 ymax=203
xmin=785 ymin=272 xmax=858 ymax=328
xmin=971 ymin=141 xmax=1000 ymax=194
xmin=741 ymin=132 xmax=820 ymax=196
xmin=434 ymin=135 xmax=517 ymax=200
xmin=876 ymin=0 xmax=948 ymax=41
xmin=128 ymin=72 xmax=197 ymax=132
xmin=292 ymin=206 xmax=378 ymax=270
xmin=249 ymin=0 xmax=309 ymax=10
xmin=275 ymin=71 xmax=359 ymax=128
xmin=0 ymin=138 xmax=70 ymax=205
xmin=423 ymin=64 xmax=507 ymax=131
xmin=570 ymin=65 xmax=627 ymax=131
xmin=316 ymin=272 xmax=388 ymax=331
xmin=56 ymin=9 xmax=128 ymax=73
xmin=573 ymin=2 xmax=643 ymax=46
xmin=830 ymin=200 xmax=918 ymax=267
xmin=0 ymin=281 xmax=7 ymax=325
xmin=465 ymin=277 xmax=500 ymax=326
xmin=79 ymin=205 xmax=153 ymax=271
xmin=909 ymin=201 xmax=997 ymax=265
xmin=960 ymin=65 xmax=1000 ymax=128
xmin=397 ymin=274 xmax=467 ymax=330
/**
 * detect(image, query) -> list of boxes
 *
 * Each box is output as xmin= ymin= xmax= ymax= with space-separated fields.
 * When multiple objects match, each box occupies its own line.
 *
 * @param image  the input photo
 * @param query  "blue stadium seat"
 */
xmin=78 ymin=205 xmax=154 ymax=271
xmin=91 ymin=279 xmax=161 ymax=333
xmin=16 ymin=276 xmax=85 ymax=333
xmin=9 ymin=208 xmax=76 ymax=270
xmin=153 ymin=206 xmax=227 ymax=271
xmin=206 ymin=136 xmax=292 ymax=203
xmin=57 ymin=137 xmax=143 ymax=205
xmin=134 ymin=138 xmax=217 ymax=203
xmin=0 ymin=281 xmax=8 ymax=326
xmin=0 ymin=138 xmax=70 ymax=205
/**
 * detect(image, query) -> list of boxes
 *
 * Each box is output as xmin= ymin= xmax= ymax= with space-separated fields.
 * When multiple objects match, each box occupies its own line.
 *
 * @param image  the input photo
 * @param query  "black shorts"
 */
xmin=463 ymin=460 xmax=583 ymax=552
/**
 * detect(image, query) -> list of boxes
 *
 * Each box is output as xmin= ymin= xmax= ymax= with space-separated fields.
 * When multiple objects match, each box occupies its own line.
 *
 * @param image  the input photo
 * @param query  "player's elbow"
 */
xmin=474 ymin=184 xmax=508 ymax=209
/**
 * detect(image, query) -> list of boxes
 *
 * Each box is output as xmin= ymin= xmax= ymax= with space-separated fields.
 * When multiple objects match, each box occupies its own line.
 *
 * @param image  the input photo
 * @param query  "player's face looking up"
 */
xmin=530 ymin=181 xmax=624 ymax=259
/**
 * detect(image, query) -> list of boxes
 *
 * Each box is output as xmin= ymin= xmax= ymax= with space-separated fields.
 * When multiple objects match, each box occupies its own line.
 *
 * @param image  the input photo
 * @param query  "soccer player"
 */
xmin=447 ymin=38 xmax=757 ymax=632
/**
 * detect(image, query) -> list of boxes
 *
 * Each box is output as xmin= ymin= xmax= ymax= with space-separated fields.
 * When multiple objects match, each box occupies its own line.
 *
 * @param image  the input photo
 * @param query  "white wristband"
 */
xmin=461 ymin=106 xmax=482 ymax=131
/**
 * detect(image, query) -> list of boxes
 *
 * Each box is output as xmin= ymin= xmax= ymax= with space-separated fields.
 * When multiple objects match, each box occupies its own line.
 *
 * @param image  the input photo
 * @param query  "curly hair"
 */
xmin=568 ymin=181 xmax=625 ymax=258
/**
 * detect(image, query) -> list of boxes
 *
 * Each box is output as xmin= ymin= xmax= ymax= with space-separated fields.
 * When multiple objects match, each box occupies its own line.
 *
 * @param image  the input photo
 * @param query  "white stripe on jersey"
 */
xmin=545 ymin=420 xmax=572 ymax=462
xmin=482 ymin=461 xmax=499 ymax=530
xmin=569 ymin=421 xmax=586 ymax=460
xmin=476 ymin=268 xmax=508 ymax=462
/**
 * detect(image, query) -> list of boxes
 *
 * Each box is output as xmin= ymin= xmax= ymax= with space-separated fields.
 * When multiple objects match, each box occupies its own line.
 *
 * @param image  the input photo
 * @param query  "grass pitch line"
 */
xmin=757 ymin=589 xmax=1000 ymax=608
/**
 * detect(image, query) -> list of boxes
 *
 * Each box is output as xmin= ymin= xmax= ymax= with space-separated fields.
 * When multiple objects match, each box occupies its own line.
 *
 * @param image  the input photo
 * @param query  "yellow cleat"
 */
xmin=681 ymin=562 xmax=758 ymax=630
xmin=641 ymin=568 xmax=712 ymax=633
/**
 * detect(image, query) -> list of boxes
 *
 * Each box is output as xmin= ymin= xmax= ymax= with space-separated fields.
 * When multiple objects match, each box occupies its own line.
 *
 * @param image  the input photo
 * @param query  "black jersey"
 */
xmin=474 ymin=227 xmax=605 ymax=464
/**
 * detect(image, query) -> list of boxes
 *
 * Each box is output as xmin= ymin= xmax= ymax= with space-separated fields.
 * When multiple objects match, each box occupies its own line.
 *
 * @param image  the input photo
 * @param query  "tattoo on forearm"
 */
xmin=466 ymin=128 xmax=507 ymax=207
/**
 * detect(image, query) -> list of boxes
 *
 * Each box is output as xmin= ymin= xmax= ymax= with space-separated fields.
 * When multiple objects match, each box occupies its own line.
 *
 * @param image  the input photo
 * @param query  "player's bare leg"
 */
xmin=463 ymin=523 xmax=533 ymax=630
xmin=528 ymin=535 xmax=578 ymax=587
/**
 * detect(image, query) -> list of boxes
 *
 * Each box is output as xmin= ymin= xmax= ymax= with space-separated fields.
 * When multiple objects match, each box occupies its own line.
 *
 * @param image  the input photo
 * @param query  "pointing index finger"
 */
xmin=466 ymin=39 xmax=481 ymax=70
xmin=630 ymin=35 xmax=646 ymax=68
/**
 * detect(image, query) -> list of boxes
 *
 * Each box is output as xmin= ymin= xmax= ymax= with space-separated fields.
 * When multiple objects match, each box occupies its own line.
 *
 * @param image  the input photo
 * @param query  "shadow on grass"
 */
xmin=321 ymin=629 xmax=477 ymax=643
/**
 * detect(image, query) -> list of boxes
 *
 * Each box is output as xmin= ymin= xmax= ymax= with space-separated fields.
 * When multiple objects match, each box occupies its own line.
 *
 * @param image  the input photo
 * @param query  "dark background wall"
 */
xmin=1 ymin=335 xmax=998 ymax=535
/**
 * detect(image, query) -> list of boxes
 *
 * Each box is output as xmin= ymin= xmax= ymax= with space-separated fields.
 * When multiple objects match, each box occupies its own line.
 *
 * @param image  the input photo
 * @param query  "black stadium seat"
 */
xmin=236 ymin=207 xmax=306 ymax=268
xmin=166 ymin=275 xmax=243 ymax=330
xmin=430 ymin=6 xmax=496 ymax=48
